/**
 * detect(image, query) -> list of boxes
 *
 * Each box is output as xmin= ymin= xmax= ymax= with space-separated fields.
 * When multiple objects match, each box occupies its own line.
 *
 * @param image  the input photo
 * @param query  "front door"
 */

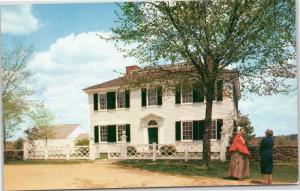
xmin=148 ymin=128 xmax=158 ymax=144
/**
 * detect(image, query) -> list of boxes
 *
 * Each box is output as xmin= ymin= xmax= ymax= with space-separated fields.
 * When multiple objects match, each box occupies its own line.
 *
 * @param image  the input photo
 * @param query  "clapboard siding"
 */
xmin=88 ymin=89 xmax=235 ymax=146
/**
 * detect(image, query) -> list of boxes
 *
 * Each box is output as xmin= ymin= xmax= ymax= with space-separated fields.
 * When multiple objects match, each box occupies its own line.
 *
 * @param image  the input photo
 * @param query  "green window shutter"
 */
xmin=193 ymin=121 xmax=199 ymax=140
xmin=126 ymin=124 xmax=131 ymax=142
xmin=175 ymin=121 xmax=181 ymax=141
xmin=198 ymin=120 xmax=204 ymax=140
xmin=175 ymin=85 xmax=181 ymax=104
xmin=217 ymin=119 xmax=223 ymax=140
xmin=94 ymin=126 xmax=99 ymax=143
xmin=107 ymin=125 xmax=116 ymax=143
xmin=93 ymin=93 xmax=98 ymax=111
xmin=217 ymin=80 xmax=223 ymax=101
xmin=125 ymin=90 xmax=130 ymax=108
xmin=157 ymin=86 xmax=162 ymax=105
xmin=107 ymin=92 xmax=116 ymax=109
xmin=141 ymin=88 xmax=147 ymax=107
xmin=192 ymin=85 xmax=200 ymax=103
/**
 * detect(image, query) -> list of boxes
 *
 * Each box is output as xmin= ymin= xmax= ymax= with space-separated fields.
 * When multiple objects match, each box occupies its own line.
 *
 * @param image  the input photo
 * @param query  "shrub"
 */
xmin=75 ymin=138 xmax=89 ymax=146
xmin=14 ymin=138 xmax=23 ymax=149
xmin=159 ymin=145 xmax=176 ymax=156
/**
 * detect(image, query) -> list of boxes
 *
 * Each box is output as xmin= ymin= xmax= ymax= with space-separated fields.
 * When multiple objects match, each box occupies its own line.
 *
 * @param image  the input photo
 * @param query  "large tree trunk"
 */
xmin=202 ymin=80 xmax=214 ymax=168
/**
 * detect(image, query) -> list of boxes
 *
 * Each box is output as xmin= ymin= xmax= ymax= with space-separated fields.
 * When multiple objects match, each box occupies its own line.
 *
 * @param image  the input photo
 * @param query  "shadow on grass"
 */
xmin=117 ymin=160 xmax=298 ymax=183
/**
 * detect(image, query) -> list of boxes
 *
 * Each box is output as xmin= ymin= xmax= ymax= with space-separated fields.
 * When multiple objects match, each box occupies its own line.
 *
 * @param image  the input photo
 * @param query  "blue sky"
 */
xmin=1 ymin=3 xmax=298 ymax=139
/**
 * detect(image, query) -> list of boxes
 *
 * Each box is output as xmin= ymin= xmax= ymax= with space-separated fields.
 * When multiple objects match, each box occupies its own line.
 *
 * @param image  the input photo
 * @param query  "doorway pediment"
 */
xmin=140 ymin=113 xmax=164 ymax=128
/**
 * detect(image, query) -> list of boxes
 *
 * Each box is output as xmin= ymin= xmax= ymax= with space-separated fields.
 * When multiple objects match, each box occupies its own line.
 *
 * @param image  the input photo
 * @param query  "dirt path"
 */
xmin=5 ymin=162 xmax=258 ymax=190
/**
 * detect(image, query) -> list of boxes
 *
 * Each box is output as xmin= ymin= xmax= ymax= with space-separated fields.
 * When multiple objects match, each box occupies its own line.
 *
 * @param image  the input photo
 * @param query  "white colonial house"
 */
xmin=83 ymin=65 xmax=240 ymax=161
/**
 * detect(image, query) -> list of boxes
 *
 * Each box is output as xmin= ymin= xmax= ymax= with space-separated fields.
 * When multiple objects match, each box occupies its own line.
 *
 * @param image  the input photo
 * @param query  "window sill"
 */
xmin=142 ymin=105 xmax=162 ymax=108
xmin=94 ymin=108 xmax=130 ymax=112
xmin=176 ymin=102 xmax=205 ymax=106
xmin=180 ymin=102 xmax=193 ymax=105
xmin=180 ymin=140 xmax=193 ymax=142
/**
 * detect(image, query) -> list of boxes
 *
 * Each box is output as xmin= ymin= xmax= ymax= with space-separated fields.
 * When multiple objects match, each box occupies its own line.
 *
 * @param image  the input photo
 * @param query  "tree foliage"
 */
xmin=13 ymin=137 xmax=23 ymax=149
xmin=75 ymin=138 xmax=89 ymax=146
xmin=25 ymin=104 xmax=54 ymax=146
xmin=2 ymin=42 xmax=35 ymax=149
xmin=107 ymin=1 xmax=296 ymax=168
xmin=229 ymin=115 xmax=255 ymax=147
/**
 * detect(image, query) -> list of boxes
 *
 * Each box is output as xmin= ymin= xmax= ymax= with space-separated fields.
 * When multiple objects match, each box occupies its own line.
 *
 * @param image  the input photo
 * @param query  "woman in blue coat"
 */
xmin=260 ymin=129 xmax=274 ymax=185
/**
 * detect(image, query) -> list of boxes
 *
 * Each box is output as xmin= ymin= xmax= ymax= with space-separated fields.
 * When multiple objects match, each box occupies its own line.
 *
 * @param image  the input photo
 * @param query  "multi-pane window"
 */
xmin=182 ymin=121 xmax=193 ymax=140
xmin=99 ymin=94 xmax=107 ymax=110
xmin=148 ymin=89 xmax=157 ymax=106
xmin=117 ymin=91 xmax=125 ymax=108
xmin=182 ymin=88 xmax=193 ymax=103
xmin=117 ymin=124 xmax=126 ymax=142
xmin=100 ymin=126 xmax=108 ymax=142
xmin=211 ymin=120 xmax=217 ymax=139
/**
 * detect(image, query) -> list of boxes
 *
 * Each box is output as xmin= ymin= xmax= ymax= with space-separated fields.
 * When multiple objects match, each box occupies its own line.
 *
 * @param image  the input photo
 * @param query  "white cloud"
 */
xmin=1 ymin=5 xmax=39 ymax=35
xmin=29 ymin=32 xmax=137 ymax=131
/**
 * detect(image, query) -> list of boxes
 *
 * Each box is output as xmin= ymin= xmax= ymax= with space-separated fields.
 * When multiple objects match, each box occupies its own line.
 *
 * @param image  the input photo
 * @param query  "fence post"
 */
xmin=66 ymin=145 xmax=70 ymax=160
xmin=23 ymin=138 xmax=28 ymax=160
xmin=89 ymin=136 xmax=96 ymax=160
xmin=121 ymin=130 xmax=127 ymax=160
xmin=152 ymin=142 xmax=156 ymax=161
xmin=184 ymin=143 xmax=188 ymax=162
xmin=45 ymin=146 xmax=48 ymax=160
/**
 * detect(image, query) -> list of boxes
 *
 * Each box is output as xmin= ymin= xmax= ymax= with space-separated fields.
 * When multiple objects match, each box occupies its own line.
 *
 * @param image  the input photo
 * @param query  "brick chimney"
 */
xmin=126 ymin=65 xmax=140 ymax=75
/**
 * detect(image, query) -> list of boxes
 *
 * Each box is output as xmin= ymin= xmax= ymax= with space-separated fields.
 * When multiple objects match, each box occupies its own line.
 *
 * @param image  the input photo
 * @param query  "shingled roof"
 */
xmin=50 ymin=124 xmax=80 ymax=139
xmin=83 ymin=77 xmax=124 ymax=91
xmin=83 ymin=64 xmax=240 ymax=92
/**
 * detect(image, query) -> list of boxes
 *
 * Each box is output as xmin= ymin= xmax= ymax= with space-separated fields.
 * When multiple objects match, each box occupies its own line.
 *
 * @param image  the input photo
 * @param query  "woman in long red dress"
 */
xmin=228 ymin=126 xmax=251 ymax=180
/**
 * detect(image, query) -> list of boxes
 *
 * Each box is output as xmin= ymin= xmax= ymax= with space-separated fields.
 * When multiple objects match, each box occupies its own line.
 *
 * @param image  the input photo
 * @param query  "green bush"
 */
xmin=75 ymin=138 xmax=89 ymax=146
xmin=14 ymin=138 xmax=23 ymax=149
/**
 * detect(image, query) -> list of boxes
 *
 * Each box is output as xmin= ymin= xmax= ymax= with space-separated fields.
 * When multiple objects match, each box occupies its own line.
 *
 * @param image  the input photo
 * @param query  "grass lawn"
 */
xmin=4 ymin=159 xmax=92 ymax=165
xmin=118 ymin=160 xmax=298 ymax=183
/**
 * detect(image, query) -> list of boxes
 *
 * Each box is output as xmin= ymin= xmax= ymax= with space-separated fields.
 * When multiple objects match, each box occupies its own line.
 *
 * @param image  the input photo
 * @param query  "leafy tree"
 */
xmin=229 ymin=115 xmax=255 ymax=147
xmin=107 ymin=1 xmax=296 ymax=168
xmin=25 ymin=104 xmax=54 ymax=146
xmin=2 ymin=42 xmax=35 ymax=149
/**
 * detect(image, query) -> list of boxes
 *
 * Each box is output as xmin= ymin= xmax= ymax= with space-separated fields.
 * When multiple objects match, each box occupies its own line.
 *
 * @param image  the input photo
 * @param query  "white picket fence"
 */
xmin=105 ymin=143 xmax=220 ymax=161
xmin=23 ymin=132 xmax=221 ymax=161
xmin=26 ymin=145 xmax=89 ymax=160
